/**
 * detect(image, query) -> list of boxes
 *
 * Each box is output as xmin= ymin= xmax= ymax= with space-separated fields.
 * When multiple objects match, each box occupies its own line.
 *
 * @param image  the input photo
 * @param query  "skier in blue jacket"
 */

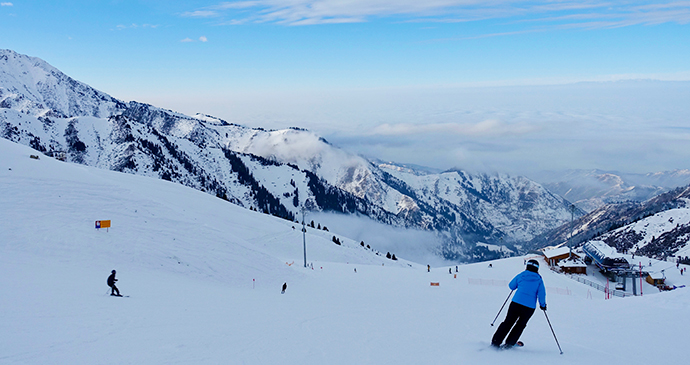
xmin=491 ymin=259 xmax=546 ymax=348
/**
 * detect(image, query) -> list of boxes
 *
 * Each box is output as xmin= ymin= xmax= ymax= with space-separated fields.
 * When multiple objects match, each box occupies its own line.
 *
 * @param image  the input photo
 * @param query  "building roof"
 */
xmin=543 ymin=247 xmax=571 ymax=259
xmin=558 ymin=258 xmax=587 ymax=268
xmin=648 ymin=271 xmax=665 ymax=280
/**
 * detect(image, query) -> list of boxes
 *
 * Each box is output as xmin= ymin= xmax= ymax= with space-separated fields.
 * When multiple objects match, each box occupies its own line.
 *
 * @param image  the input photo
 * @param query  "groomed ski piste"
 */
xmin=2 ymin=138 xmax=689 ymax=364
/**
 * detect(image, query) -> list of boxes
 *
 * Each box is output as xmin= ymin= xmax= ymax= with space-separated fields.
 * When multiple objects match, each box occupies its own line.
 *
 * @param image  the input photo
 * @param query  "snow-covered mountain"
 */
xmin=596 ymin=208 xmax=690 ymax=261
xmin=537 ymin=169 xmax=690 ymax=212
xmin=572 ymin=184 xmax=690 ymax=261
xmin=530 ymin=183 xmax=690 ymax=256
xmin=1 ymin=49 xmax=577 ymax=262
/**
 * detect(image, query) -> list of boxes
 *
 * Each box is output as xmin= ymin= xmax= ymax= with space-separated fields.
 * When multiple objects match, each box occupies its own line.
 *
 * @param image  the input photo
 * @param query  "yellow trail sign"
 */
xmin=95 ymin=220 xmax=111 ymax=229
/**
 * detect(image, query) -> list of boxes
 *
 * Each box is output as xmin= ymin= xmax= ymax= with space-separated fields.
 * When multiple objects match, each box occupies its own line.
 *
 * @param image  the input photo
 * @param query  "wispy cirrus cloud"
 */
xmin=181 ymin=0 xmax=690 ymax=28
xmin=181 ymin=10 xmax=220 ymax=18
xmin=1 ymin=2 xmax=13 ymax=6
xmin=215 ymin=1 xmax=264 ymax=9
xmin=181 ymin=36 xmax=210 ymax=42
xmin=525 ymin=1 xmax=690 ymax=29
xmin=114 ymin=23 xmax=159 ymax=30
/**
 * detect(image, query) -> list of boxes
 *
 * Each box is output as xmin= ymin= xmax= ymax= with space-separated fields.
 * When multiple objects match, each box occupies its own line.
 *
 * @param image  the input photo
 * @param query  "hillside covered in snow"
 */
xmin=591 ymin=206 xmax=690 ymax=261
xmin=538 ymin=169 xmax=690 ymax=213
xmin=1 ymin=49 xmax=577 ymax=262
xmin=530 ymin=183 xmax=690 ymax=257
xmin=2 ymin=137 xmax=690 ymax=364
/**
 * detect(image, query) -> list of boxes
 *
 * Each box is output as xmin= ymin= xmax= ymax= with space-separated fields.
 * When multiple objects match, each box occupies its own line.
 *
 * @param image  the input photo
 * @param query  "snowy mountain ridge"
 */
xmin=538 ymin=168 xmax=690 ymax=213
xmin=595 ymin=207 xmax=690 ymax=260
xmin=1 ymin=49 xmax=576 ymax=262
xmin=0 ymin=49 xmax=123 ymax=118
xmin=530 ymin=183 xmax=690 ymax=258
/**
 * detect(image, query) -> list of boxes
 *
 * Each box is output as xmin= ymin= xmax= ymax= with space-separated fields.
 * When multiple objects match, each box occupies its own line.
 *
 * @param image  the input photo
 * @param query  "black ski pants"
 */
xmin=110 ymin=284 xmax=120 ymax=296
xmin=491 ymin=301 xmax=535 ymax=346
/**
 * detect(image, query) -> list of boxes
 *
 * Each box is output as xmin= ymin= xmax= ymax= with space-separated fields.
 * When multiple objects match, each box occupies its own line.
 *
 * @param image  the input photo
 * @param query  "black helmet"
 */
xmin=526 ymin=259 xmax=539 ymax=272
xmin=112 ymin=270 xmax=116 ymax=274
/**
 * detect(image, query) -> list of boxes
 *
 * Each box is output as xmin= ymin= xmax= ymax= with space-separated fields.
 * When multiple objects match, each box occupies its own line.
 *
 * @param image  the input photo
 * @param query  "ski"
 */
xmin=497 ymin=341 xmax=524 ymax=350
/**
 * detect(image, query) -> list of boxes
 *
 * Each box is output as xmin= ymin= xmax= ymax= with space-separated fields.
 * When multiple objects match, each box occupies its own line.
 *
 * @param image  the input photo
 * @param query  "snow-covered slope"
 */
xmin=0 ymin=138 xmax=405 ymax=285
xmin=530 ymin=184 xmax=690 ymax=254
xmin=595 ymin=207 xmax=690 ymax=260
xmin=1 ymin=49 xmax=577 ymax=262
xmin=2 ymin=137 xmax=690 ymax=364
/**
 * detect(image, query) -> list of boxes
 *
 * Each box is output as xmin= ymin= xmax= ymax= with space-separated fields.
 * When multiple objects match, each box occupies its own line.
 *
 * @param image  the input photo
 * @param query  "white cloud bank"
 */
xmin=370 ymin=120 xmax=538 ymax=137
xmin=151 ymin=80 xmax=690 ymax=176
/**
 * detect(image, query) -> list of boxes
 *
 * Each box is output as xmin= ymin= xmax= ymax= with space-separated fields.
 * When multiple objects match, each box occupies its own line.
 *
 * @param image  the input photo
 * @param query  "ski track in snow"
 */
xmin=2 ymin=138 xmax=690 ymax=364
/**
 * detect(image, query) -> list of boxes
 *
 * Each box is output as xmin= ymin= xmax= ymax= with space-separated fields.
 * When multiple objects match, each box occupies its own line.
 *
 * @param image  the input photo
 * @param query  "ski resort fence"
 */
xmin=467 ymin=278 xmax=572 ymax=296
xmin=567 ymin=274 xmax=632 ymax=298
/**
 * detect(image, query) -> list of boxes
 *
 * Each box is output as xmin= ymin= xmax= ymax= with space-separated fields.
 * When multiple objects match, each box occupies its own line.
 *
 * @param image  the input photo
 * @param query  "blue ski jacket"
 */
xmin=509 ymin=270 xmax=546 ymax=309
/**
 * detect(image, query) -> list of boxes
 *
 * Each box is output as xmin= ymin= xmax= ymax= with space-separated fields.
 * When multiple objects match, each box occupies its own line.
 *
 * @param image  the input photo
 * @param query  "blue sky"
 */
xmin=2 ymin=1 xmax=690 ymax=175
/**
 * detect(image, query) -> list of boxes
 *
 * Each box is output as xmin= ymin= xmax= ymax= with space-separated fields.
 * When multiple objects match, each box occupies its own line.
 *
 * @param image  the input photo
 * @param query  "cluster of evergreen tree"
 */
xmin=357 ymin=240 xmax=398 ymax=260
xmin=307 ymin=220 xmax=328 ymax=231
xmin=223 ymin=149 xmax=295 ymax=222
xmin=27 ymin=128 xmax=47 ymax=153
xmin=64 ymin=120 xmax=87 ymax=163
xmin=305 ymin=170 xmax=362 ymax=214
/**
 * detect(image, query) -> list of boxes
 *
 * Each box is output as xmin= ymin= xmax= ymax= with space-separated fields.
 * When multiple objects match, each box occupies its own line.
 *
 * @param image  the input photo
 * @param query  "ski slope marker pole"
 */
xmin=490 ymin=290 xmax=514 ymax=326
xmin=543 ymin=310 xmax=563 ymax=355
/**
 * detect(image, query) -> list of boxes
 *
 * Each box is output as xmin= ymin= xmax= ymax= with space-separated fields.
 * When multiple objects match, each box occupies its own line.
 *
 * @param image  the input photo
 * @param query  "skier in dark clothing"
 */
xmin=107 ymin=270 xmax=121 ymax=296
xmin=491 ymin=259 xmax=546 ymax=349
xmin=281 ymin=282 xmax=287 ymax=294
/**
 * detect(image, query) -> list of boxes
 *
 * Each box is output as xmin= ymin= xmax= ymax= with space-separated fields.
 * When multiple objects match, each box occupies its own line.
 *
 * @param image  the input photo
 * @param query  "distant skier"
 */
xmin=107 ymin=270 xmax=121 ymax=296
xmin=491 ymin=259 xmax=546 ymax=349
xmin=427 ymin=265 xmax=430 ymax=272
xmin=281 ymin=282 xmax=287 ymax=294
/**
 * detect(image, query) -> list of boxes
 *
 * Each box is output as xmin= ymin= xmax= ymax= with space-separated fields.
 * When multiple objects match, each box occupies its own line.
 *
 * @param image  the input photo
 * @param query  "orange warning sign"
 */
xmin=95 ymin=220 xmax=111 ymax=229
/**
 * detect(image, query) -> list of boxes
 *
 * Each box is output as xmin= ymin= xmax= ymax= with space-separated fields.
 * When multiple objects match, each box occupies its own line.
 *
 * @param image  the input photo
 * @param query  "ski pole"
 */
xmin=543 ymin=310 xmax=563 ymax=355
xmin=490 ymin=290 xmax=514 ymax=326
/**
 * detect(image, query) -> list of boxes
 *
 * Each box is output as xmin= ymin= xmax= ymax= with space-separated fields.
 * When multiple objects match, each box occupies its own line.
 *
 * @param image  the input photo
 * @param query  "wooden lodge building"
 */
xmin=542 ymin=247 xmax=587 ymax=274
